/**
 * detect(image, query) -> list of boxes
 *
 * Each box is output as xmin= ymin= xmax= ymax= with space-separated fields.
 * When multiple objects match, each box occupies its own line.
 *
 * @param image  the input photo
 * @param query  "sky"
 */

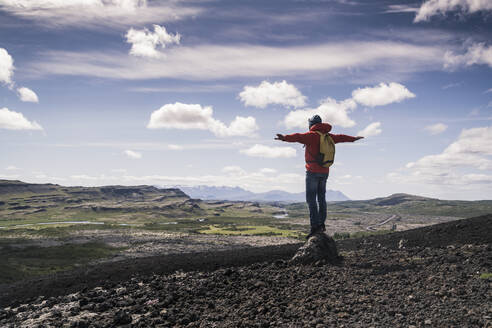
xmin=0 ymin=0 xmax=491 ymax=200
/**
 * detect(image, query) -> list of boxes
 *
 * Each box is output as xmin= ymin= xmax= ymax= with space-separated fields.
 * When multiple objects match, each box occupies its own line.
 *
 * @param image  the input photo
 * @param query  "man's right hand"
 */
xmin=275 ymin=134 xmax=285 ymax=141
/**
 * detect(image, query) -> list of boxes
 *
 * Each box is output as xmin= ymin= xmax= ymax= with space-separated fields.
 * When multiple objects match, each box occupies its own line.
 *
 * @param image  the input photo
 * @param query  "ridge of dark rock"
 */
xmin=0 ymin=179 xmax=190 ymax=199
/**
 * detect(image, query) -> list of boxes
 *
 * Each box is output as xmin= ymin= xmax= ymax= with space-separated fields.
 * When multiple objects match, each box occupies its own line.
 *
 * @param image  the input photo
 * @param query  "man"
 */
xmin=275 ymin=115 xmax=363 ymax=238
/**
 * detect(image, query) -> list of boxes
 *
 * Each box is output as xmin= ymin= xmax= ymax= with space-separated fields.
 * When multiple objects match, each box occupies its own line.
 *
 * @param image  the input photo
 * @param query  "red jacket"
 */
xmin=283 ymin=123 xmax=358 ymax=174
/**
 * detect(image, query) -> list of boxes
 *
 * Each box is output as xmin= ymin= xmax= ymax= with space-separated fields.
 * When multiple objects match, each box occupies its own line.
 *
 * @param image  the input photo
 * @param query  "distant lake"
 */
xmin=273 ymin=212 xmax=288 ymax=219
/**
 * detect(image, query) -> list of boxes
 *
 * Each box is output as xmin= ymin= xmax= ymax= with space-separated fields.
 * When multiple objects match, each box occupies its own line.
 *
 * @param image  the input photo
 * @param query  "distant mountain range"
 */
xmin=175 ymin=185 xmax=350 ymax=202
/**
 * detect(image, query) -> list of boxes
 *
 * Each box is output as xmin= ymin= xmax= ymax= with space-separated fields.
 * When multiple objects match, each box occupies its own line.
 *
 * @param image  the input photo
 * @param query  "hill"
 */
xmin=0 ymin=179 xmax=203 ymax=225
xmin=286 ymin=192 xmax=492 ymax=218
xmin=0 ymin=180 xmax=188 ymax=199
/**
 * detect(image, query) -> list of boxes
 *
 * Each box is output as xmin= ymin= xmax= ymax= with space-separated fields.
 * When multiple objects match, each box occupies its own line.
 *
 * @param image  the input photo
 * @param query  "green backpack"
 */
xmin=308 ymin=131 xmax=336 ymax=168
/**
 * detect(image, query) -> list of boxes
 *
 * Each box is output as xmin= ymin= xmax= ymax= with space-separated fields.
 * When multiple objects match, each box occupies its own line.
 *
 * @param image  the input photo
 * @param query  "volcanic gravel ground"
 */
xmin=1 ymin=215 xmax=491 ymax=327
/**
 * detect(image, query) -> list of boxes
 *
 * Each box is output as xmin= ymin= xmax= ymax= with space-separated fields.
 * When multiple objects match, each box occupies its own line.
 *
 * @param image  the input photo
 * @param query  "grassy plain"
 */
xmin=198 ymin=224 xmax=303 ymax=238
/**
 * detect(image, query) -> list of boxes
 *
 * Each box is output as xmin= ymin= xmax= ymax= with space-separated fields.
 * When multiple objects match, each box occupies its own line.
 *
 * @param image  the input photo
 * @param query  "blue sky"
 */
xmin=0 ymin=0 xmax=491 ymax=200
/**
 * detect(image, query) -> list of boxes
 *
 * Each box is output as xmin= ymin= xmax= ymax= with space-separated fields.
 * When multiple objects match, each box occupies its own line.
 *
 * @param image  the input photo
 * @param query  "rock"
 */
xmin=51 ymin=309 xmax=62 ymax=318
xmin=398 ymin=239 xmax=406 ymax=249
xmin=113 ymin=310 xmax=132 ymax=325
xmin=254 ymin=281 xmax=266 ymax=288
xmin=78 ymin=298 xmax=89 ymax=307
xmin=96 ymin=302 xmax=111 ymax=312
xmin=70 ymin=320 xmax=89 ymax=328
xmin=290 ymin=232 xmax=341 ymax=264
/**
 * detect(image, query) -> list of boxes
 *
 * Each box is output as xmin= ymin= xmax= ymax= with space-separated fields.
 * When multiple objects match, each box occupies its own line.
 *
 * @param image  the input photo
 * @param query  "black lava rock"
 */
xmin=291 ymin=232 xmax=341 ymax=264
xmin=113 ymin=309 xmax=132 ymax=325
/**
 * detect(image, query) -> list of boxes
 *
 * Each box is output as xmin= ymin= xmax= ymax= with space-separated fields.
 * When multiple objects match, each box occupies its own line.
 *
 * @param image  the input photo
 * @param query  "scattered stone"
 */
xmin=78 ymin=298 xmax=89 ymax=307
xmin=113 ymin=310 xmax=132 ymax=325
xmin=70 ymin=319 xmax=89 ymax=328
xmin=399 ymin=239 xmax=406 ymax=249
xmin=145 ymin=298 xmax=159 ymax=306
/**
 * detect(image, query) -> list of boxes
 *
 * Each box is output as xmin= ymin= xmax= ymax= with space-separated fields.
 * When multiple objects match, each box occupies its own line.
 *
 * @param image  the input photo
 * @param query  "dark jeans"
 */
xmin=306 ymin=171 xmax=328 ymax=229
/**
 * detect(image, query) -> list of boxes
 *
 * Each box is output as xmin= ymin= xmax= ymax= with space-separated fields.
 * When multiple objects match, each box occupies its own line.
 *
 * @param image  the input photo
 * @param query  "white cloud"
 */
xmin=5 ymin=165 xmax=20 ymax=170
xmin=126 ymin=24 xmax=180 ymax=58
xmin=0 ymin=0 xmax=133 ymax=9
xmin=123 ymin=150 xmax=142 ymax=159
xmin=445 ymin=126 xmax=492 ymax=159
xmin=442 ymin=82 xmax=461 ymax=90
xmin=385 ymin=5 xmax=419 ymax=13
xmin=485 ymin=88 xmax=492 ymax=94
xmin=389 ymin=125 xmax=492 ymax=186
xmin=168 ymin=144 xmax=183 ymax=150
xmin=29 ymin=41 xmax=444 ymax=81
xmin=0 ymin=173 xmax=20 ymax=179
xmin=0 ymin=0 xmax=201 ymax=28
xmin=284 ymin=97 xmax=357 ymax=129
xmin=239 ymin=80 xmax=307 ymax=109
xmin=17 ymin=87 xmax=39 ymax=103
xmin=351 ymin=82 xmax=416 ymax=107
xmin=240 ymin=144 xmax=297 ymax=158
xmin=259 ymin=168 xmax=277 ymax=174
xmin=129 ymin=84 xmax=234 ymax=93
xmin=222 ymin=166 xmax=246 ymax=175
xmin=0 ymin=48 xmax=14 ymax=86
xmin=147 ymin=102 xmax=258 ymax=138
xmin=147 ymin=103 xmax=214 ymax=130
xmin=70 ymin=174 xmax=100 ymax=180
xmin=54 ymin=140 xmax=252 ymax=152
xmin=283 ymin=83 xmax=415 ymax=130
xmin=331 ymin=174 xmax=365 ymax=186
xmin=444 ymin=43 xmax=492 ymax=70
xmin=461 ymin=173 xmax=492 ymax=184
xmin=414 ymin=0 xmax=492 ymax=22
xmin=0 ymin=107 xmax=42 ymax=130
xmin=222 ymin=116 xmax=259 ymax=138
xmin=358 ymin=122 xmax=382 ymax=137
xmin=1 ymin=50 xmax=39 ymax=104
xmin=425 ymin=123 xmax=448 ymax=135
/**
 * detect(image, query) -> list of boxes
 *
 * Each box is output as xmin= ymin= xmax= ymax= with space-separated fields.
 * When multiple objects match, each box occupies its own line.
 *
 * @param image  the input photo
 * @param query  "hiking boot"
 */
xmin=306 ymin=225 xmax=322 ymax=239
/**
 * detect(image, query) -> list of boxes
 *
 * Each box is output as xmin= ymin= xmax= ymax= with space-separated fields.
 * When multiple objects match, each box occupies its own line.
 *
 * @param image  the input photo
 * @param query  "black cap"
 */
xmin=308 ymin=114 xmax=322 ymax=128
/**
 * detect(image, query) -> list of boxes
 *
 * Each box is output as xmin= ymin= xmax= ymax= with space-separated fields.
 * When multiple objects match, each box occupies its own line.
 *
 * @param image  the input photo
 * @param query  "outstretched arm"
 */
xmin=275 ymin=132 xmax=314 ymax=144
xmin=331 ymin=134 xmax=364 ymax=144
